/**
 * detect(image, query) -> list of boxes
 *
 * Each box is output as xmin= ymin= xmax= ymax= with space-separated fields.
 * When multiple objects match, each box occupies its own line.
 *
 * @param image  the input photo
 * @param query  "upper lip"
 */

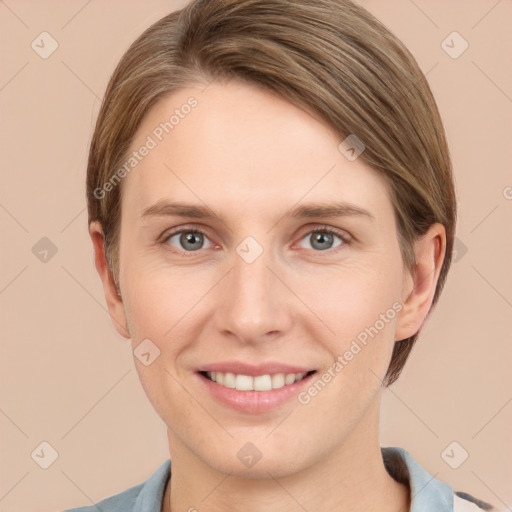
xmin=197 ymin=361 xmax=316 ymax=376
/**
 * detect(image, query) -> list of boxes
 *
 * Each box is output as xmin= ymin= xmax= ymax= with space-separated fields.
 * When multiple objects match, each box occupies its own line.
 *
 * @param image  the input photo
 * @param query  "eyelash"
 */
xmin=160 ymin=225 xmax=351 ymax=257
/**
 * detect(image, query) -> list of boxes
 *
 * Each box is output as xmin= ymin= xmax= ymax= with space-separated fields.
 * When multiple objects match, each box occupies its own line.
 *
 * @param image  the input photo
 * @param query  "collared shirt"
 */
xmin=62 ymin=446 xmax=495 ymax=512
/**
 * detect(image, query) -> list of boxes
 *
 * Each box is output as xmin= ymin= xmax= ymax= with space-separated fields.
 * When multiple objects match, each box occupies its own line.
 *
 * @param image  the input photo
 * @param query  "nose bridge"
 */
xmin=233 ymin=246 xmax=270 ymax=301
xmin=215 ymin=239 xmax=289 ymax=341
xmin=232 ymin=245 xmax=273 ymax=318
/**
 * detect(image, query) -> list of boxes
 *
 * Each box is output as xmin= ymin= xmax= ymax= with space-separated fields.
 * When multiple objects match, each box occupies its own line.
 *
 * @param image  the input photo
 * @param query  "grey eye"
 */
xmin=299 ymin=231 xmax=344 ymax=251
xmin=167 ymin=230 xmax=213 ymax=252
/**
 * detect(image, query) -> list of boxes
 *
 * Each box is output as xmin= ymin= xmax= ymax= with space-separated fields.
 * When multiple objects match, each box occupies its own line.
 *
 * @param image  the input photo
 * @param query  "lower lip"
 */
xmin=196 ymin=371 xmax=317 ymax=413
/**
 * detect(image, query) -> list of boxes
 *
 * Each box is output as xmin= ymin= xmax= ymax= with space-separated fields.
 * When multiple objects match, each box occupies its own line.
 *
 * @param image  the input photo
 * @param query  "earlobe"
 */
xmin=395 ymin=223 xmax=446 ymax=342
xmin=89 ymin=221 xmax=131 ymax=339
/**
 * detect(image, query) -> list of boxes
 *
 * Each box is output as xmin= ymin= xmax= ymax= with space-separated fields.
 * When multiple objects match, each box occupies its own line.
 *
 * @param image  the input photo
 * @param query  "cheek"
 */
xmin=299 ymin=258 xmax=403 ymax=339
xmin=121 ymin=258 xmax=212 ymax=350
xmin=299 ymin=257 xmax=404 ymax=400
xmin=121 ymin=265 xmax=205 ymax=419
xmin=296 ymin=269 xmax=402 ymax=422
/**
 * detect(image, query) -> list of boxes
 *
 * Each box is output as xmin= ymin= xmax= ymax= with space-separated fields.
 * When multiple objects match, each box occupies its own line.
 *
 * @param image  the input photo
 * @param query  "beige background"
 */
xmin=1 ymin=0 xmax=511 ymax=510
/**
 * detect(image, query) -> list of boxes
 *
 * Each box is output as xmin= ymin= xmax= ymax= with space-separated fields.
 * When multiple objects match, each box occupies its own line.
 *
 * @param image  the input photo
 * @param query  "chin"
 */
xmin=193 ymin=435 xmax=314 ymax=480
xmin=210 ymin=455 xmax=307 ymax=480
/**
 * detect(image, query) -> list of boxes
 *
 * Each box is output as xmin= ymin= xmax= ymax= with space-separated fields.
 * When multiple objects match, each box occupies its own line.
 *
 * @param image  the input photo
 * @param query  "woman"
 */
xmin=66 ymin=0 xmax=495 ymax=510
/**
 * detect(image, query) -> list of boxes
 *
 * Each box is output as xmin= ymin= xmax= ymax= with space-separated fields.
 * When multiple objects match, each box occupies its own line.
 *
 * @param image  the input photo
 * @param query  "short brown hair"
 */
xmin=86 ymin=0 xmax=456 ymax=386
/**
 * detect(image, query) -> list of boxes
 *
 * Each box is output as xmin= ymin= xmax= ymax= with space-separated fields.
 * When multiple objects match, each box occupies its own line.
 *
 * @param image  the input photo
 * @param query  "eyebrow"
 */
xmin=141 ymin=200 xmax=375 ymax=223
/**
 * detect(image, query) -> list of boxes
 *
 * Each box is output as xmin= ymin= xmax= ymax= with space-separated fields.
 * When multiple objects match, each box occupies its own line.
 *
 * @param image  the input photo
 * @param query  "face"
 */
xmin=94 ymin=80 xmax=436 ymax=478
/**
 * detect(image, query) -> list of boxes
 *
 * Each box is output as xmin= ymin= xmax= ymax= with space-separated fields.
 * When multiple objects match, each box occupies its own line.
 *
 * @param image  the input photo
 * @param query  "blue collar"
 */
xmin=382 ymin=446 xmax=453 ymax=511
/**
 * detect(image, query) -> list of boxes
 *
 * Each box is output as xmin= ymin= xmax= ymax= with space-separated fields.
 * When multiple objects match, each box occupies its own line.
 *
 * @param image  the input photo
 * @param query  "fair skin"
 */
xmin=90 ymin=80 xmax=445 ymax=512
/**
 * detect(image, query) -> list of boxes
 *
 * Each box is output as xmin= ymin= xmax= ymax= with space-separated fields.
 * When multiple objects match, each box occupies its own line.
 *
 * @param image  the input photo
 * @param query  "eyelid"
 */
xmin=296 ymin=224 xmax=352 ymax=244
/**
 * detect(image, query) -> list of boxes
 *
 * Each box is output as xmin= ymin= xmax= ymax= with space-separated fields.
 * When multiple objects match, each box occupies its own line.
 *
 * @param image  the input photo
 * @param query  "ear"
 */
xmin=395 ymin=223 xmax=446 ymax=341
xmin=89 ymin=221 xmax=131 ymax=339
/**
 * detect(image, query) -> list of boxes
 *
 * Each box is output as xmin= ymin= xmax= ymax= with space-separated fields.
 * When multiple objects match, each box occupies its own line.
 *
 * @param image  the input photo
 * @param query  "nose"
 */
xmin=213 ymin=244 xmax=293 ymax=345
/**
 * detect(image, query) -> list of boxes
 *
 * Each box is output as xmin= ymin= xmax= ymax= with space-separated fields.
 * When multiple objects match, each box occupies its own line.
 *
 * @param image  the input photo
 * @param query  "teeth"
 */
xmin=224 ymin=372 xmax=236 ymax=389
xmin=235 ymin=374 xmax=254 ymax=390
xmin=205 ymin=371 xmax=308 ymax=391
xmin=272 ymin=373 xmax=285 ymax=389
xmin=254 ymin=374 xmax=272 ymax=391
xmin=285 ymin=373 xmax=296 ymax=385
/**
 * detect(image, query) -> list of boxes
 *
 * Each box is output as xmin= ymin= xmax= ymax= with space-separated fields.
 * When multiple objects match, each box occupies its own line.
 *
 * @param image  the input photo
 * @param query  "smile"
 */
xmin=202 ymin=370 xmax=316 ymax=391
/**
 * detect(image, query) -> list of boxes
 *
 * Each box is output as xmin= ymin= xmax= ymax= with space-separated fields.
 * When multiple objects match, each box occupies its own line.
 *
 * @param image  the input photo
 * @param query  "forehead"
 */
xmin=121 ymin=80 xmax=392 ymax=222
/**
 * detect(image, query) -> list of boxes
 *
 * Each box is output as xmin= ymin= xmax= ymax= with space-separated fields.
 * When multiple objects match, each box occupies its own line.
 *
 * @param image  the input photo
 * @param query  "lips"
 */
xmin=196 ymin=365 xmax=318 ymax=413
xmin=194 ymin=360 xmax=317 ymax=412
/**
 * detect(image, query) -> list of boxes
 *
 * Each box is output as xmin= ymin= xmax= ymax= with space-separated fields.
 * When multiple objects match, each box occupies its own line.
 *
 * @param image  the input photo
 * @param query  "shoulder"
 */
xmin=382 ymin=447 xmax=496 ymax=511
xmin=61 ymin=483 xmax=143 ymax=512
xmin=61 ymin=459 xmax=171 ymax=512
